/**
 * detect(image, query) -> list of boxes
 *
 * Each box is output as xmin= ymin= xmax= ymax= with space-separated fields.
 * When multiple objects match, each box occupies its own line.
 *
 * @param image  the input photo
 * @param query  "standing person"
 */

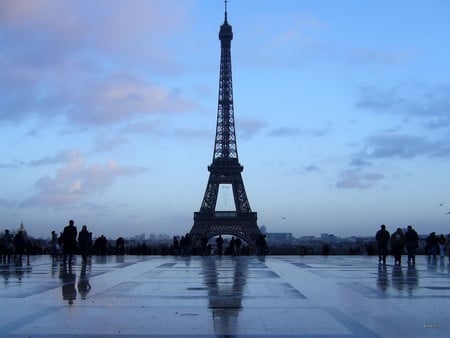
xmin=390 ymin=228 xmax=405 ymax=265
xmin=116 ymin=237 xmax=125 ymax=255
xmin=375 ymin=225 xmax=390 ymax=265
xmin=447 ymin=234 xmax=450 ymax=263
xmin=172 ymin=236 xmax=180 ymax=256
xmin=256 ymin=234 xmax=268 ymax=256
xmin=405 ymin=225 xmax=419 ymax=265
xmin=229 ymin=237 xmax=236 ymax=256
xmin=62 ymin=220 xmax=78 ymax=265
xmin=426 ymin=232 xmax=439 ymax=260
xmin=437 ymin=234 xmax=446 ymax=258
xmin=13 ymin=230 xmax=26 ymax=261
xmin=200 ymin=233 xmax=208 ymax=256
xmin=215 ymin=235 xmax=224 ymax=256
xmin=93 ymin=235 xmax=108 ymax=255
xmin=49 ymin=230 xmax=59 ymax=260
xmin=1 ymin=229 xmax=14 ymax=263
xmin=235 ymin=237 xmax=242 ymax=256
xmin=78 ymin=225 xmax=92 ymax=264
xmin=447 ymin=234 xmax=450 ymax=264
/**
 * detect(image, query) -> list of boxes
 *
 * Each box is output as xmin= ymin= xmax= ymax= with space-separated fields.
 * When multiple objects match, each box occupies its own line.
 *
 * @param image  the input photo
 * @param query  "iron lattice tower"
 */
xmin=190 ymin=4 xmax=262 ymax=247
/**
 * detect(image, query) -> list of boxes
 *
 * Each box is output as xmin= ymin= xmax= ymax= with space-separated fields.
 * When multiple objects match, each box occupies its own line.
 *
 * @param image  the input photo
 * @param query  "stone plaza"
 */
xmin=0 ymin=254 xmax=449 ymax=337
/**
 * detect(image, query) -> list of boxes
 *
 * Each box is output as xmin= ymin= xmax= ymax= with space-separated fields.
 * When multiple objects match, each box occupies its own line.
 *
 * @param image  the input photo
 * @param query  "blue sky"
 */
xmin=1 ymin=0 xmax=450 ymax=239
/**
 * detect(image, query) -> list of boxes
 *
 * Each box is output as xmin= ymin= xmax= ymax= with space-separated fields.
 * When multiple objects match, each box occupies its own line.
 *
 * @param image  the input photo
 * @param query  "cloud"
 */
xmin=23 ymin=150 xmax=147 ymax=207
xmin=0 ymin=198 xmax=17 ymax=208
xmin=0 ymin=0 xmax=194 ymax=125
xmin=66 ymin=75 xmax=197 ymax=125
xmin=336 ymin=169 xmax=384 ymax=189
xmin=356 ymin=82 xmax=450 ymax=129
xmin=236 ymin=118 xmax=268 ymax=139
xmin=360 ymin=133 xmax=450 ymax=160
xmin=29 ymin=150 xmax=75 ymax=166
xmin=349 ymin=156 xmax=372 ymax=167
xmin=0 ymin=162 xmax=23 ymax=169
xmin=286 ymin=164 xmax=322 ymax=176
xmin=267 ymin=126 xmax=327 ymax=137
xmin=248 ymin=9 xmax=410 ymax=70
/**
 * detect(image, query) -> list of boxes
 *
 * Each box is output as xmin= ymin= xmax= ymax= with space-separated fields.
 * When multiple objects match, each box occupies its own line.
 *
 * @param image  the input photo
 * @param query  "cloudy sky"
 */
xmin=1 ymin=0 xmax=450 ymax=239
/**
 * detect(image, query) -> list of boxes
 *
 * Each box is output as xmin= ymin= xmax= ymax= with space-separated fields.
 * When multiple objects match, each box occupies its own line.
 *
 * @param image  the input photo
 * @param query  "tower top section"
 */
xmin=219 ymin=0 xmax=233 ymax=41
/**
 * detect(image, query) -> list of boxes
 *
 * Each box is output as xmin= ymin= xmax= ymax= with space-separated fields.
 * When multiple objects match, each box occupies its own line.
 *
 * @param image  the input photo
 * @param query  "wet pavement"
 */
xmin=0 ymin=254 xmax=449 ymax=337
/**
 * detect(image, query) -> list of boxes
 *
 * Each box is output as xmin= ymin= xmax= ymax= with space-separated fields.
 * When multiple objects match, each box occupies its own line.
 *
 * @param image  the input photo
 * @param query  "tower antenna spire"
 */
xmin=224 ymin=0 xmax=228 ymax=22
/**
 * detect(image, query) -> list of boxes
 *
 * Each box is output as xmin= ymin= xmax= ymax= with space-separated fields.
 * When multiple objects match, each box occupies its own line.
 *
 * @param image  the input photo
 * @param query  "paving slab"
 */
xmin=0 ymin=255 xmax=449 ymax=337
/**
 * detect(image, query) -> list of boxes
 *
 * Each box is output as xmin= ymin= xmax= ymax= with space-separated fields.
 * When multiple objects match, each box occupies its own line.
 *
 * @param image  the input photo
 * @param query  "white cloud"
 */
xmin=336 ymin=169 xmax=384 ymax=189
xmin=0 ymin=0 xmax=194 ymax=125
xmin=23 ymin=150 xmax=147 ymax=207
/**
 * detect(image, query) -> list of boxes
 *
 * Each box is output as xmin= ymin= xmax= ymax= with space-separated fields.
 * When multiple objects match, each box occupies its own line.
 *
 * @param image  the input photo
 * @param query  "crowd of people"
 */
xmin=1 ymin=221 xmax=269 ymax=264
xmin=171 ymin=233 xmax=268 ymax=256
xmin=375 ymin=224 xmax=450 ymax=265
xmin=2 ymin=220 xmax=449 ymax=264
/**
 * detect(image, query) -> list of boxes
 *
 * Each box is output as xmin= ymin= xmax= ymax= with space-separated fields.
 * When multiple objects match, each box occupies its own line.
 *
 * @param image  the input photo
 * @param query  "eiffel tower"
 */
xmin=189 ymin=3 xmax=262 ymax=248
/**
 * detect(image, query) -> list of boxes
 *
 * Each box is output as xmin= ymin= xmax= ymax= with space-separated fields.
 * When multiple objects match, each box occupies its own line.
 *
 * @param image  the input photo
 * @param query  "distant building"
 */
xmin=298 ymin=236 xmax=316 ymax=241
xmin=131 ymin=234 xmax=146 ymax=241
xmin=320 ymin=233 xmax=337 ymax=243
xmin=267 ymin=232 xmax=293 ymax=243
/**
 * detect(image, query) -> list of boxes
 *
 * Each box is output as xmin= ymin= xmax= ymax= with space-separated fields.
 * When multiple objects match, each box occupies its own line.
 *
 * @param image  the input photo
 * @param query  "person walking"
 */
xmin=375 ymin=225 xmax=390 ymax=265
xmin=390 ymin=228 xmax=405 ymax=265
xmin=404 ymin=225 xmax=419 ymax=265
xmin=62 ymin=220 xmax=78 ymax=265
xmin=78 ymin=225 xmax=92 ymax=264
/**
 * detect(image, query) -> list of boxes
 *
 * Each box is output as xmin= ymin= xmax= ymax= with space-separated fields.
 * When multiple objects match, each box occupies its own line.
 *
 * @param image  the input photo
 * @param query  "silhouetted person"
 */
xmin=200 ymin=233 xmax=208 ymax=256
xmin=228 ymin=237 xmax=236 ymax=256
xmin=391 ymin=228 xmax=405 ymax=265
xmin=116 ymin=237 xmax=125 ymax=255
xmin=447 ymin=234 xmax=450 ymax=263
xmin=405 ymin=225 xmax=419 ymax=265
xmin=425 ymin=232 xmax=438 ymax=260
xmin=216 ymin=235 xmax=224 ymax=256
xmin=78 ymin=225 xmax=92 ymax=264
xmin=322 ymin=244 xmax=330 ymax=256
xmin=62 ymin=220 xmax=78 ymax=265
xmin=375 ymin=224 xmax=390 ymax=264
xmin=256 ymin=234 xmax=268 ymax=256
xmin=235 ymin=237 xmax=242 ymax=256
xmin=437 ymin=234 xmax=446 ymax=258
xmin=49 ymin=230 xmax=59 ymax=260
xmin=94 ymin=235 xmax=108 ymax=255
xmin=13 ymin=230 xmax=26 ymax=261
xmin=184 ymin=233 xmax=192 ymax=256
xmin=1 ymin=229 xmax=14 ymax=263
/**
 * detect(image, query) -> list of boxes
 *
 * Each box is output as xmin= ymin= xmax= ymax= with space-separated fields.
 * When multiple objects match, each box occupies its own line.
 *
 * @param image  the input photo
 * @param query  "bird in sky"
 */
xmin=446 ymin=211 xmax=450 ymax=215
xmin=439 ymin=202 xmax=443 ymax=207
xmin=281 ymin=216 xmax=286 ymax=220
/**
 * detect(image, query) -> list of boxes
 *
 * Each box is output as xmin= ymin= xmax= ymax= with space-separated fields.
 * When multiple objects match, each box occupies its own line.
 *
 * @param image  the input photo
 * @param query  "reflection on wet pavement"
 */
xmin=0 ymin=255 xmax=449 ymax=337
